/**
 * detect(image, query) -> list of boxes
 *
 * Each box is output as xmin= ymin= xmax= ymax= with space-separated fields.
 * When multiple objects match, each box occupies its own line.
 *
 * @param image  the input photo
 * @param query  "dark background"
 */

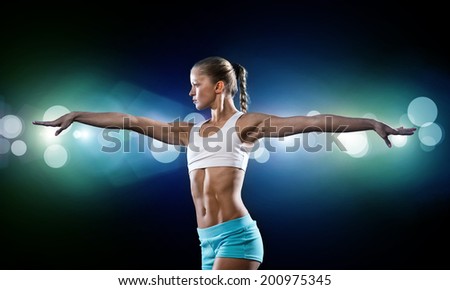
xmin=1 ymin=1 xmax=449 ymax=269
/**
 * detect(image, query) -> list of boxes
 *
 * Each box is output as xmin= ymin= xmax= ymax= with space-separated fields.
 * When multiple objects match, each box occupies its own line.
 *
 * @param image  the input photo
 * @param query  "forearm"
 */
xmin=312 ymin=114 xmax=376 ymax=133
xmin=72 ymin=111 xmax=135 ymax=129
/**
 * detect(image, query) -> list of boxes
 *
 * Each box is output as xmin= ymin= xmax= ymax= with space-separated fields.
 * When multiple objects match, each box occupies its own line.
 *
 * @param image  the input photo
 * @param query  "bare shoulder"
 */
xmin=168 ymin=120 xmax=195 ymax=132
xmin=237 ymin=112 xmax=272 ymax=128
xmin=167 ymin=121 xmax=195 ymax=146
xmin=236 ymin=112 xmax=274 ymax=142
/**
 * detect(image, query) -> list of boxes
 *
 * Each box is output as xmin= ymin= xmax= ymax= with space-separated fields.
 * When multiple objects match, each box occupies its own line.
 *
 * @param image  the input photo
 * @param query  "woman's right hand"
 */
xmin=33 ymin=112 xmax=76 ymax=136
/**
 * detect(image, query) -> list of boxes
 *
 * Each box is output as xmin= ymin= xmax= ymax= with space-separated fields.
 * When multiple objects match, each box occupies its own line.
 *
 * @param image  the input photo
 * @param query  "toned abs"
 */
xmin=189 ymin=167 xmax=249 ymax=228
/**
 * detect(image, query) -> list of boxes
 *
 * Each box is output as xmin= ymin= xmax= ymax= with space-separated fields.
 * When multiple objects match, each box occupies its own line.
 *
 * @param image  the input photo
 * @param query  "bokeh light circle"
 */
xmin=0 ymin=138 xmax=10 ymax=154
xmin=43 ymin=105 xmax=71 ymax=136
xmin=150 ymin=140 xmax=180 ymax=163
xmin=73 ymin=129 xmax=90 ymax=140
xmin=390 ymin=135 xmax=408 ymax=148
xmin=44 ymin=144 xmax=69 ymax=168
xmin=276 ymin=135 xmax=301 ymax=150
xmin=420 ymin=143 xmax=435 ymax=152
xmin=305 ymin=132 xmax=320 ymax=149
xmin=11 ymin=140 xmax=27 ymax=156
xmin=399 ymin=114 xmax=414 ymax=128
xmin=418 ymin=122 xmax=443 ymax=146
xmin=363 ymin=113 xmax=378 ymax=121
xmin=73 ymin=130 xmax=82 ymax=139
xmin=184 ymin=112 xmax=206 ymax=124
xmin=249 ymin=139 xmax=264 ymax=159
xmin=337 ymin=131 xmax=369 ymax=158
xmin=1 ymin=115 xmax=23 ymax=139
xmin=254 ymin=147 xmax=270 ymax=163
xmin=407 ymin=96 xmax=438 ymax=126
xmin=307 ymin=110 xmax=320 ymax=116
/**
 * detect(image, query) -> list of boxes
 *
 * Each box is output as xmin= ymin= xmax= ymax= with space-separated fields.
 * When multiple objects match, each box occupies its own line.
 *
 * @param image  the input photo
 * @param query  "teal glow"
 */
xmin=408 ymin=96 xmax=438 ymax=126
xmin=11 ymin=140 xmax=27 ymax=156
xmin=419 ymin=122 xmax=443 ymax=146
xmin=44 ymin=144 xmax=68 ymax=168
xmin=0 ymin=138 xmax=10 ymax=154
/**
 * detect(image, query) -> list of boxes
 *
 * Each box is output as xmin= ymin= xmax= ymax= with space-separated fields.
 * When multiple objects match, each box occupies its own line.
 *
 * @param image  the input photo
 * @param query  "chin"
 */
xmin=195 ymin=104 xmax=206 ymax=110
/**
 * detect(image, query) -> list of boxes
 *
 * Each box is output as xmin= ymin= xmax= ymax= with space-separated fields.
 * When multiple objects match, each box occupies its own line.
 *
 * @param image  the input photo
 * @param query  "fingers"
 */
xmin=394 ymin=127 xmax=416 ymax=135
xmin=32 ymin=121 xmax=66 ymax=136
xmin=32 ymin=120 xmax=55 ymax=127
xmin=55 ymin=128 xmax=64 ymax=136
xmin=384 ymin=137 xmax=392 ymax=148
xmin=400 ymin=127 xmax=417 ymax=135
xmin=33 ymin=119 xmax=71 ymax=136
xmin=390 ymin=127 xmax=417 ymax=136
xmin=33 ymin=120 xmax=62 ymax=136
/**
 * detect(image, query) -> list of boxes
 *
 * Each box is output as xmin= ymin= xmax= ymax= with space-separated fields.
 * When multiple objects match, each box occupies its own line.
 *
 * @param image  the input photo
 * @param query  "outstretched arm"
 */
xmin=240 ymin=113 xmax=416 ymax=148
xmin=33 ymin=111 xmax=193 ymax=146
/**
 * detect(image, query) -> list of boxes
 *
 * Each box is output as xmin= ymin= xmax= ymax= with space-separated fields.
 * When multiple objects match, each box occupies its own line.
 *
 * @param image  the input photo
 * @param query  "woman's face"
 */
xmin=189 ymin=67 xmax=216 ymax=111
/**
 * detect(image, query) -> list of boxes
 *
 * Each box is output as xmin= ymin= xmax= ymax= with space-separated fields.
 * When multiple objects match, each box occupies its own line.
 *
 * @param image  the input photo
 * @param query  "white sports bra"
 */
xmin=187 ymin=111 xmax=251 ymax=173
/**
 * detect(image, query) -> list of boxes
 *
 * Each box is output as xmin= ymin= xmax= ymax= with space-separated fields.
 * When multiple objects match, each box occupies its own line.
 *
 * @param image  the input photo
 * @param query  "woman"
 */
xmin=33 ymin=56 xmax=416 ymax=270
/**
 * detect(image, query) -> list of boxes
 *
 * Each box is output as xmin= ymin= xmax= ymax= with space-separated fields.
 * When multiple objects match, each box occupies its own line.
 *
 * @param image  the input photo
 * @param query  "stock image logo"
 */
xmin=99 ymin=116 xmax=348 ymax=156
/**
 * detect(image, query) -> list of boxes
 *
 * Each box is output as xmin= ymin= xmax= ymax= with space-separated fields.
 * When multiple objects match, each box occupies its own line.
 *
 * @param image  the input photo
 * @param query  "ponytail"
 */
xmin=233 ymin=63 xmax=250 ymax=113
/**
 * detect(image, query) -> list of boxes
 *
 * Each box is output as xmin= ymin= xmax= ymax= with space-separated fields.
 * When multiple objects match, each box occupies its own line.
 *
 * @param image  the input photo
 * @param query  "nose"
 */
xmin=189 ymin=86 xmax=195 ymax=97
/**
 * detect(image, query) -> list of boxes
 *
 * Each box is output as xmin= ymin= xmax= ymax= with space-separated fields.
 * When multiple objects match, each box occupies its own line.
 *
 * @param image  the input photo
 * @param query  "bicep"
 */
xmin=133 ymin=116 xmax=193 ymax=146
xmin=246 ymin=114 xmax=319 ymax=140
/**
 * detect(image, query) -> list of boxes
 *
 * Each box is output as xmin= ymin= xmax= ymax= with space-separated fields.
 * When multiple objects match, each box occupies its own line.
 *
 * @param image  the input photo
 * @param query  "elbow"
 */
xmin=301 ymin=116 xmax=323 ymax=133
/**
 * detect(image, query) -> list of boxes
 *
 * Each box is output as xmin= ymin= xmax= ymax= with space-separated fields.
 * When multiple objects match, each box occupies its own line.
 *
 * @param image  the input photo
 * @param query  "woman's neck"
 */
xmin=209 ymin=97 xmax=239 ymax=123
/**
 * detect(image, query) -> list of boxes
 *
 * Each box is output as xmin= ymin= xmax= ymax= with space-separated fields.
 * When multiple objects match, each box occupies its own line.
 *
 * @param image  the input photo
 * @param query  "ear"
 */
xmin=214 ymin=81 xmax=225 ymax=93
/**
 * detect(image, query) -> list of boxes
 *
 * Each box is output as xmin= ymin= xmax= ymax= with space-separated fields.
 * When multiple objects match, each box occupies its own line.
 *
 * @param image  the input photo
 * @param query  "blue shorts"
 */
xmin=197 ymin=214 xmax=264 ymax=270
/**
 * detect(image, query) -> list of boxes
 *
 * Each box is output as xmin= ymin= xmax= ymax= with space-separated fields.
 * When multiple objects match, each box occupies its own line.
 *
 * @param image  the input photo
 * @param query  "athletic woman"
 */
xmin=33 ymin=56 xmax=416 ymax=270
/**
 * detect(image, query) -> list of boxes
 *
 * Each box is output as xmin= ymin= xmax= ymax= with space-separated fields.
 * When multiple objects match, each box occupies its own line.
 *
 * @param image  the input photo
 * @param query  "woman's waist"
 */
xmin=194 ymin=201 xmax=249 ymax=229
xmin=197 ymin=213 xmax=255 ymax=239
